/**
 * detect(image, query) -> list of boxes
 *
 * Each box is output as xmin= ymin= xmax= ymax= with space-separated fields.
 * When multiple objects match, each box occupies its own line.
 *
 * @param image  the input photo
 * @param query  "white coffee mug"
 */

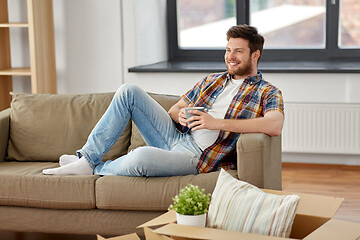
xmin=185 ymin=107 xmax=205 ymax=125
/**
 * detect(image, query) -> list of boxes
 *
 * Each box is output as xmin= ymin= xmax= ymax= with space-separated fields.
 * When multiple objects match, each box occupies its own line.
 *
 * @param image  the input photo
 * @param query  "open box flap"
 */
xmin=153 ymin=223 xmax=296 ymax=240
xmin=97 ymin=233 xmax=140 ymax=240
xmin=303 ymin=219 xmax=360 ymax=240
xmin=138 ymin=210 xmax=176 ymax=228
xmin=144 ymin=227 xmax=173 ymax=240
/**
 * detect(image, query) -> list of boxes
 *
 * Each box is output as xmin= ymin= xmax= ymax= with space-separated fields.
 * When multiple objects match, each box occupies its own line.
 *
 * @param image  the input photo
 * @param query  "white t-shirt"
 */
xmin=191 ymin=78 xmax=244 ymax=150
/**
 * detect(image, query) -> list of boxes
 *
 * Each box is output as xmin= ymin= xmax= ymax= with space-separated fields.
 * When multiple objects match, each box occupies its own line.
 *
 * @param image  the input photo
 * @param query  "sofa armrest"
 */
xmin=236 ymin=133 xmax=282 ymax=190
xmin=0 ymin=108 xmax=10 ymax=162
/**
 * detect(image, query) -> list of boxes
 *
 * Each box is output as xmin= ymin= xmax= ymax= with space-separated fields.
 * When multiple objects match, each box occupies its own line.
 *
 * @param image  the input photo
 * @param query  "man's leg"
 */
xmin=43 ymin=84 xmax=184 ymax=175
xmin=94 ymin=134 xmax=202 ymax=177
xmin=79 ymin=83 xmax=183 ymax=166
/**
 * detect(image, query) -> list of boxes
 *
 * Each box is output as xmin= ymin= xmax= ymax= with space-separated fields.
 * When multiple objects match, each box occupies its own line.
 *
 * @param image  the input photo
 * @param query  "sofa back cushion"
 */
xmin=128 ymin=93 xmax=181 ymax=151
xmin=7 ymin=92 xmax=131 ymax=162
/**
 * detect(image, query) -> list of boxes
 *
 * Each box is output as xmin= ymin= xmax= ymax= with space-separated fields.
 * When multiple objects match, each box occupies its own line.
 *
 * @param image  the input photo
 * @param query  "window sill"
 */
xmin=128 ymin=60 xmax=360 ymax=73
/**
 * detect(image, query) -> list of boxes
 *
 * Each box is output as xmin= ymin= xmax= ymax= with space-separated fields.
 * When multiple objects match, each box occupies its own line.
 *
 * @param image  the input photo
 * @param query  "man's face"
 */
xmin=225 ymin=38 xmax=256 ymax=79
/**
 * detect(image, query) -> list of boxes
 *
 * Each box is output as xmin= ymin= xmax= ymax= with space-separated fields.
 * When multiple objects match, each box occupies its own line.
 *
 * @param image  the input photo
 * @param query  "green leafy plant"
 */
xmin=168 ymin=184 xmax=211 ymax=215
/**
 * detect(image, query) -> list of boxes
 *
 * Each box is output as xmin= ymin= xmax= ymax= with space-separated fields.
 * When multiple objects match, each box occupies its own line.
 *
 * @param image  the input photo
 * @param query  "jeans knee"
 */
xmin=126 ymin=147 xmax=149 ymax=165
xmin=116 ymin=83 xmax=142 ymax=97
xmin=120 ymin=147 xmax=150 ymax=176
xmin=114 ymin=84 xmax=145 ymax=106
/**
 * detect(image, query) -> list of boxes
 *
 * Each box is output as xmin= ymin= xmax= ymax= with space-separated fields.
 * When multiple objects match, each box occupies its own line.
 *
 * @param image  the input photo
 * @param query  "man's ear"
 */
xmin=252 ymin=50 xmax=260 ymax=61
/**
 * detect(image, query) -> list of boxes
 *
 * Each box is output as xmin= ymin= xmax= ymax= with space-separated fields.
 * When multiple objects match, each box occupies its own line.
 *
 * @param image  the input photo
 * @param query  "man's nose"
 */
xmin=226 ymin=51 xmax=235 ymax=58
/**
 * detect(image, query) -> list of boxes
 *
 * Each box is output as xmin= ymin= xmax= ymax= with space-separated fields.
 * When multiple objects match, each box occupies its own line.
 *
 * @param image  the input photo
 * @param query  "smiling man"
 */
xmin=168 ymin=24 xmax=284 ymax=173
xmin=43 ymin=24 xmax=284 ymax=176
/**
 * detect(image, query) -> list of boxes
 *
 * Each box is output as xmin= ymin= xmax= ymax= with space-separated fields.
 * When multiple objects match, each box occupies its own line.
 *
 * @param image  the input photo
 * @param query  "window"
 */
xmin=177 ymin=0 xmax=236 ymax=49
xmin=168 ymin=0 xmax=360 ymax=63
xmin=250 ymin=1 xmax=326 ymax=49
xmin=339 ymin=0 xmax=360 ymax=48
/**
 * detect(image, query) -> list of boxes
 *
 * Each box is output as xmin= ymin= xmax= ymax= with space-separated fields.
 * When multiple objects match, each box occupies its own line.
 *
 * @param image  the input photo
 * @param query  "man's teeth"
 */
xmin=229 ymin=62 xmax=238 ymax=66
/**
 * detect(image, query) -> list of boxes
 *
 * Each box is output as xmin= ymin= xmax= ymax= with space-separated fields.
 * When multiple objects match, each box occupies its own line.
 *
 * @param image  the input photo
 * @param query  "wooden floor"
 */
xmin=1 ymin=163 xmax=359 ymax=239
xmin=282 ymin=163 xmax=360 ymax=223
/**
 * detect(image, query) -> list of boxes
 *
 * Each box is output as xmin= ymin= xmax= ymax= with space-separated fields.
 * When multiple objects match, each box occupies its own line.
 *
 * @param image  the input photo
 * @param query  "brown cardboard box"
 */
xmin=139 ymin=189 xmax=360 ymax=240
xmin=97 ymin=233 xmax=141 ymax=240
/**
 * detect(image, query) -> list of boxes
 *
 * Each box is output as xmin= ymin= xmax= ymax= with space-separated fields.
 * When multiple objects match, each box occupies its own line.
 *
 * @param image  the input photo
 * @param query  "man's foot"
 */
xmin=42 ymin=157 xmax=93 ymax=175
xmin=59 ymin=154 xmax=79 ymax=166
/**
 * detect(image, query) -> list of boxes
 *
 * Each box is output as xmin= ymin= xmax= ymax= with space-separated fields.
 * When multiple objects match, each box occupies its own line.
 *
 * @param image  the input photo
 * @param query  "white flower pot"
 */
xmin=176 ymin=212 xmax=207 ymax=227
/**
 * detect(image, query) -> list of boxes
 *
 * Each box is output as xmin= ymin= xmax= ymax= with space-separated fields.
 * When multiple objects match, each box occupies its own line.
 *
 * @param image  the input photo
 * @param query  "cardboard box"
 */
xmin=97 ymin=233 xmax=140 ymax=240
xmin=139 ymin=189 xmax=360 ymax=240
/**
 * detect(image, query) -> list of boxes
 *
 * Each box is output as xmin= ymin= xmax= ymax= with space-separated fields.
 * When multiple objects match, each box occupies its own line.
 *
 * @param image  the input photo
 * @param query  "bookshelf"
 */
xmin=0 ymin=0 xmax=57 ymax=111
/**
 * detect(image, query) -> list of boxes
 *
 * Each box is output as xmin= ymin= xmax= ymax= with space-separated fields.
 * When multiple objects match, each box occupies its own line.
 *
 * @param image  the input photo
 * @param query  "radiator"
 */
xmin=282 ymin=103 xmax=360 ymax=154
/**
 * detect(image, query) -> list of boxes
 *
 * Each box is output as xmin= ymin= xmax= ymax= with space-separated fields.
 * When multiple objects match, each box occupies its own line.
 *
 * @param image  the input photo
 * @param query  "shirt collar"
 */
xmin=226 ymin=71 xmax=262 ymax=85
xmin=245 ymin=71 xmax=262 ymax=84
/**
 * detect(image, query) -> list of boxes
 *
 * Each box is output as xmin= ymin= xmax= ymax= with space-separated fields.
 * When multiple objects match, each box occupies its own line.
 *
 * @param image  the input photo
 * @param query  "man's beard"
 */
xmin=226 ymin=57 xmax=253 ymax=77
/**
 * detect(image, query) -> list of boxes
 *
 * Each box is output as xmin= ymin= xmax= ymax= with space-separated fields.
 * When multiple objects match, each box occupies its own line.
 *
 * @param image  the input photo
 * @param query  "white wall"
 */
xmin=8 ymin=0 xmax=360 ymax=165
xmin=54 ymin=0 xmax=123 ymax=94
xmin=9 ymin=0 xmax=123 ymax=94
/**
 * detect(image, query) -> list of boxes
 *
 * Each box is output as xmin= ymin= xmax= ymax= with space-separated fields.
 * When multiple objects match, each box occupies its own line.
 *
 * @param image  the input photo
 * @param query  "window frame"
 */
xmin=167 ymin=0 xmax=360 ymax=63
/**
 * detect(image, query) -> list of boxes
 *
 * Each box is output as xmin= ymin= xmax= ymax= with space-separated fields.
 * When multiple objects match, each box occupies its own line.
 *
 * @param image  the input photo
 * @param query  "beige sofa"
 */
xmin=0 ymin=91 xmax=282 ymax=237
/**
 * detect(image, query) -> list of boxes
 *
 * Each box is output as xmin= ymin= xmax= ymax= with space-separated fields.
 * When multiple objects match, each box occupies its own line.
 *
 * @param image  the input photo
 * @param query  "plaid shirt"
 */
xmin=181 ymin=71 xmax=284 ymax=173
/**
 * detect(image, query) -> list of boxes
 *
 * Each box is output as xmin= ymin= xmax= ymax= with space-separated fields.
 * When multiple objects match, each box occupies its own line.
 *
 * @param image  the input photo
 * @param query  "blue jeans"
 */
xmin=77 ymin=84 xmax=202 ymax=177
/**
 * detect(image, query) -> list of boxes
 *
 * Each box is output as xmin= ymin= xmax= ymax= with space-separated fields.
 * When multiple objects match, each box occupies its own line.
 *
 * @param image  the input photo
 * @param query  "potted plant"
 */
xmin=168 ymin=184 xmax=211 ymax=227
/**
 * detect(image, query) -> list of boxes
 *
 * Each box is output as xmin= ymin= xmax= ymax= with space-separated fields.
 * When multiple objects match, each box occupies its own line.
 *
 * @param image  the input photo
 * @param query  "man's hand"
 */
xmin=168 ymin=99 xmax=218 ymax=130
xmin=186 ymin=109 xmax=219 ymax=131
xmin=169 ymin=98 xmax=284 ymax=136
xmin=178 ymin=104 xmax=193 ymax=127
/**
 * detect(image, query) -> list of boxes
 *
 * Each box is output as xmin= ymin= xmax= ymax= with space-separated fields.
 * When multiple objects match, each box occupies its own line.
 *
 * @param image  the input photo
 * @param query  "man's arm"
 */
xmin=186 ymin=110 xmax=284 ymax=137
xmin=168 ymin=99 xmax=191 ymax=126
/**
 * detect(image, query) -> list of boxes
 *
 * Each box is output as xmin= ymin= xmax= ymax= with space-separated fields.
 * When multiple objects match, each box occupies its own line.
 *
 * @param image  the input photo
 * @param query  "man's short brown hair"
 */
xmin=226 ymin=24 xmax=264 ymax=62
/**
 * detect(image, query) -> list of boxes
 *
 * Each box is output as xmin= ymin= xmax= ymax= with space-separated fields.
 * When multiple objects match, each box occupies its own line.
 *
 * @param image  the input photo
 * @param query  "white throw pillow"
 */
xmin=207 ymin=169 xmax=300 ymax=238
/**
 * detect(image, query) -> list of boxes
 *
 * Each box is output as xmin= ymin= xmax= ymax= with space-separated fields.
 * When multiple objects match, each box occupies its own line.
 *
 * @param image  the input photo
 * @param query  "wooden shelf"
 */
xmin=0 ymin=22 xmax=29 ymax=28
xmin=0 ymin=68 xmax=31 ymax=76
xmin=0 ymin=0 xmax=57 ymax=111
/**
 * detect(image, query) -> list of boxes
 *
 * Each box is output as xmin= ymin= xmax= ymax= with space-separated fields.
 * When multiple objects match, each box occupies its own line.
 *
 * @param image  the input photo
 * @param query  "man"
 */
xmin=43 ymin=24 xmax=284 ymax=176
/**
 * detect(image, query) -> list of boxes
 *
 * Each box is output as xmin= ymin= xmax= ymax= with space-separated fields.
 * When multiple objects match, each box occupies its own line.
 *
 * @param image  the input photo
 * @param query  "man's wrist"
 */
xmin=215 ymin=118 xmax=226 ymax=131
xmin=168 ymin=109 xmax=178 ymax=123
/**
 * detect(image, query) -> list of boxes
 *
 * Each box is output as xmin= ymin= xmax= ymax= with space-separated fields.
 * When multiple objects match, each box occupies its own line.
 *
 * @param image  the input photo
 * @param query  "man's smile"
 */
xmin=227 ymin=61 xmax=240 ymax=66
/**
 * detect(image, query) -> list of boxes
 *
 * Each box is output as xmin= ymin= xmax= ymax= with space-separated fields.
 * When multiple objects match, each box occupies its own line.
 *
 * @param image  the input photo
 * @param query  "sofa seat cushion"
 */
xmin=95 ymin=170 xmax=237 ymax=211
xmin=7 ymin=92 xmax=131 ymax=162
xmin=0 ymin=162 xmax=99 ymax=209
